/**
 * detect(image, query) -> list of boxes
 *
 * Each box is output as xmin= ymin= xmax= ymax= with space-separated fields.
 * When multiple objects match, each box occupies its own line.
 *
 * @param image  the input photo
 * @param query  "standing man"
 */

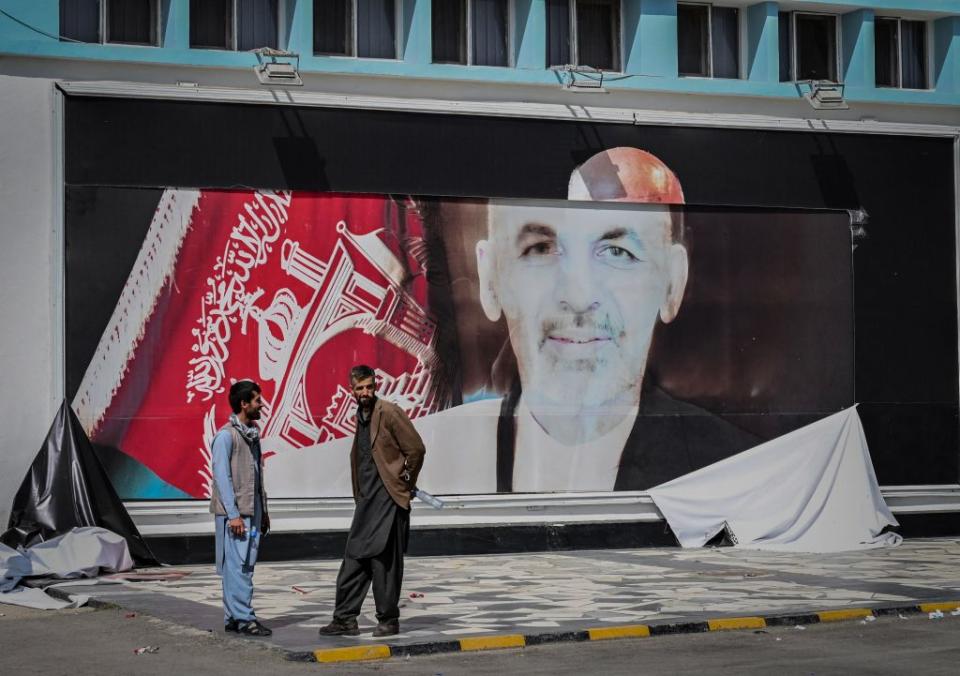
xmin=210 ymin=379 xmax=272 ymax=637
xmin=319 ymin=365 xmax=426 ymax=637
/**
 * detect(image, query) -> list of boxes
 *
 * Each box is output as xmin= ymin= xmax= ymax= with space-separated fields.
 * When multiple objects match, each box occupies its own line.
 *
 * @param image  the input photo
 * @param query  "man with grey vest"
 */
xmin=210 ymin=379 xmax=272 ymax=637
xmin=319 ymin=365 xmax=426 ymax=637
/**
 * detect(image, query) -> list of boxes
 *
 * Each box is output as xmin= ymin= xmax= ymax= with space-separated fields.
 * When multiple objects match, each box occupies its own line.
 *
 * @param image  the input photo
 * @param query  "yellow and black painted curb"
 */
xmin=292 ymin=600 xmax=960 ymax=664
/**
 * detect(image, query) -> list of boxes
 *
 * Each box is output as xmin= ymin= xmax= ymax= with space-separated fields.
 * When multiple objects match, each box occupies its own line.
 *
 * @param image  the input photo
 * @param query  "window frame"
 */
xmin=788 ymin=11 xmax=841 ymax=84
xmin=314 ymin=0 xmax=401 ymax=60
xmin=62 ymin=0 xmax=162 ymax=46
xmin=431 ymin=0 xmax=514 ymax=67
xmin=676 ymin=2 xmax=740 ymax=79
xmin=547 ymin=0 xmax=622 ymax=72
xmin=875 ymin=16 xmax=930 ymax=91
xmin=191 ymin=0 xmax=284 ymax=52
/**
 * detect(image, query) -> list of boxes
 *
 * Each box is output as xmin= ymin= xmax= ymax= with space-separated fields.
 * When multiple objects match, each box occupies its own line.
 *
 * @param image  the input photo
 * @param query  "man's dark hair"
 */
xmin=349 ymin=364 xmax=376 ymax=383
xmin=229 ymin=379 xmax=261 ymax=414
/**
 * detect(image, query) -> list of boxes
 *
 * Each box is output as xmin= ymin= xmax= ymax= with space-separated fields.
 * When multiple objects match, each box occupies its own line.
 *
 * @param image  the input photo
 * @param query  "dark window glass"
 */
xmin=901 ymin=20 xmax=926 ymax=89
xmin=795 ymin=13 xmax=836 ymax=81
xmin=314 ymin=0 xmax=351 ymax=55
xmin=546 ymin=0 xmax=570 ymax=67
xmin=107 ymin=0 xmax=155 ymax=45
xmin=874 ymin=18 xmax=898 ymax=87
xmin=472 ymin=0 xmax=508 ymax=66
xmin=576 ymin=0 xmax=619 ymax=71
xmin=677 ymin=4 xmax=708 ymax=76
xmin=357 ymin=0 xmax=396 ymax=58
xmin=778 ymin=11 xmax=791 ymax=81
xmin=711 ymin=6 xmax=738 ymax=78
xmin=190 ymin=0 xmax=231 ymax=49
xmin=61 ymin=0 xmax=101 ymax=43
xmin=432 ymin=0 xmax=466 ymax=63
xmin=236 ymin=0 xmax=277 ymax=50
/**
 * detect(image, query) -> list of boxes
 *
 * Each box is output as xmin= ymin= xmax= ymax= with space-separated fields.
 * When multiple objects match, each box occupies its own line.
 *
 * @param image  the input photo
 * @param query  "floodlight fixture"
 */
xmin=253 ymin=47 xmax=303 ymax=86
xmin=554 ymin=65 xmax=609 ymax=94
xmin=803 ymin=80 xmax=848 ymax=110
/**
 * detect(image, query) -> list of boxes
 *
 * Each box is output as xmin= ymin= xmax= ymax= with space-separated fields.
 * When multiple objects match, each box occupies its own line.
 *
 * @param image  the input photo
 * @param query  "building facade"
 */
xmin=1 ymin=0 xmax=958 ymax=557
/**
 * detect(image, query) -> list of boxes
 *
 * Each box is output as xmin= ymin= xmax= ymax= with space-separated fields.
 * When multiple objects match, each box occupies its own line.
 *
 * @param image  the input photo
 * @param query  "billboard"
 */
xmin=68 ymin=179 xmax=854 ymax=499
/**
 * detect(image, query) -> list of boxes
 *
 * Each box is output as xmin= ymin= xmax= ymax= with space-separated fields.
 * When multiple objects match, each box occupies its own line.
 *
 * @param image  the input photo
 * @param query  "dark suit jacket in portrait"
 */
xmin=495 ymin=380 xmax=760 ymax=492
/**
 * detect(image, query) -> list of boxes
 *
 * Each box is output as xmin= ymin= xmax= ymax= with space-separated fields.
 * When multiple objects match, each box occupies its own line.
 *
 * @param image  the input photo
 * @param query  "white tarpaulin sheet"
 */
xmin=648 ymin=406 xmax=902 ymax=552
xmin=0 ymin=527 xmax=133 ymax=608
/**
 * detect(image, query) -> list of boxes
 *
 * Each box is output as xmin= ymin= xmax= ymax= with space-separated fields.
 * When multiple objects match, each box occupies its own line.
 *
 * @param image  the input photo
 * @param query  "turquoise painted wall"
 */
xmin=746 ymin=2 xmax=779 ymax=83
xmin=1 ymin=0 xmax=958 ymax=106
xmin=841 ymin=9 xmax=875 ymax=89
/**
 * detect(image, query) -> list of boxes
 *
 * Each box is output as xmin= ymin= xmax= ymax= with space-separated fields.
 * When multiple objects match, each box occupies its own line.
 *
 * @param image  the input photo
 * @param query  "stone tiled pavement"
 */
xmin=55 ymin=538 xmax=960 ymax=653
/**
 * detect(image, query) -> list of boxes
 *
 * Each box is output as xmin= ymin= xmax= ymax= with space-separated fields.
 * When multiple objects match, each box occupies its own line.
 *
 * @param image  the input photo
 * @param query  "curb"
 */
xmin=299 ymin=600 xmax=960 ymax=664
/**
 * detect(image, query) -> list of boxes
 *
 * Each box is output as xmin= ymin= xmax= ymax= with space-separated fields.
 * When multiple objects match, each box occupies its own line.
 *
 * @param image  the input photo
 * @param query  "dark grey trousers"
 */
xmin=332 ymin=513 xmax=406 ymax=623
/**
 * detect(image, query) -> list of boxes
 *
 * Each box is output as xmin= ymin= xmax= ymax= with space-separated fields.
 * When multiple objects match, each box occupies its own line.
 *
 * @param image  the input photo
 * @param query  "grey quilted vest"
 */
xmin=209 ymin=424 xmax=267 ymax=517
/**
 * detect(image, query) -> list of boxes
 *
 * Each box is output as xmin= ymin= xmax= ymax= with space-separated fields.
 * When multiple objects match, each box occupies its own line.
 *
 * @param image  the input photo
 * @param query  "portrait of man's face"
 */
xmin=476 ymin=201 xmax=689 ymax=415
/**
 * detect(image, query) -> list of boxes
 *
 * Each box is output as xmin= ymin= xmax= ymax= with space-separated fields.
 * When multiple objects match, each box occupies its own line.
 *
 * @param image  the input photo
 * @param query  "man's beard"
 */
xmin=537 ymin=313 xmax=624 ymax=371
xmin=523 ymin=314 xmax=642 ymax=412
xmin=247 ymin=408 xmax=261 ymax=420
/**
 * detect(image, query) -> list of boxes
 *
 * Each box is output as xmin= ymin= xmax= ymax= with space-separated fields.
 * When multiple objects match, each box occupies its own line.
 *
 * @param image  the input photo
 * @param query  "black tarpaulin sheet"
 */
xmin=1 ymin=401 xmax=158 ymax=566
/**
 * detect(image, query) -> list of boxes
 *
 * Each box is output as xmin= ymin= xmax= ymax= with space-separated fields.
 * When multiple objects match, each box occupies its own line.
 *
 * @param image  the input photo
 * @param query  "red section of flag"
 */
xmin=90 ymin=191 xmax=436 ymax=498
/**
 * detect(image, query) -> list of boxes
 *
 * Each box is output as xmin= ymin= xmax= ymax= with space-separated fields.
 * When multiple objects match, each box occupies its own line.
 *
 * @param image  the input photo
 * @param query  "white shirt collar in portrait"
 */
xmin=513 ymin=397 xmax=639 ymax=493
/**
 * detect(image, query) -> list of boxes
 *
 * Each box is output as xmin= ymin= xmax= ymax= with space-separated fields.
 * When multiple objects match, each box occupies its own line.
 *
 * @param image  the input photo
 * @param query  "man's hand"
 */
xmin=261 ymin=514 xmax=270 ymax=536
xmin=228 ymin=517 xmax=246 ymax=538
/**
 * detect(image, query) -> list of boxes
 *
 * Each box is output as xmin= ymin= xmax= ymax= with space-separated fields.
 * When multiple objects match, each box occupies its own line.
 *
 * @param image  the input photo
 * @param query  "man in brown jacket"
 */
xmin=319 ymin=364 xmax=426 ymax=637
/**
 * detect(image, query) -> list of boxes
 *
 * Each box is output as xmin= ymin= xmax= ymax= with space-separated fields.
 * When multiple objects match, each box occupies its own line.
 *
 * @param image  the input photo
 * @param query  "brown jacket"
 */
xmin=351 ymin=398 xmax=426 ymax=510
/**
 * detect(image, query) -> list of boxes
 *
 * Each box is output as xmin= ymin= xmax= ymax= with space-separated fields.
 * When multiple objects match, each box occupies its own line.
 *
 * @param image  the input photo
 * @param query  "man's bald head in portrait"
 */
xmin=475 ymin=148 xmax=689 ymax=445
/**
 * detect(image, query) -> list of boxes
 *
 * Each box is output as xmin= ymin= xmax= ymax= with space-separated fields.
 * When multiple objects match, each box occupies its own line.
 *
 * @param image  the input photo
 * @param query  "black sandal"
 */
xmin=237 ymin=620 xmax=273 ymax=637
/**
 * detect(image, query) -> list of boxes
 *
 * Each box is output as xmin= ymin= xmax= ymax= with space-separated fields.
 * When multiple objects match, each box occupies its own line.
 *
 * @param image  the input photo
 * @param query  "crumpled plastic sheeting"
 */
xmin=649 ymin=406 xmax=902 ymax=553
xmin=0 ymin=527 xmax=133 ymax=608
xmin=1 ymin=401 xmax=157 ymax=566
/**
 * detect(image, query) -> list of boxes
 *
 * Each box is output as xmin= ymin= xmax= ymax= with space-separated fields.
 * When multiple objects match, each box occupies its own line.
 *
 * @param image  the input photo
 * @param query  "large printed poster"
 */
xmin=68 ymin=148 xmax=854 ymax=499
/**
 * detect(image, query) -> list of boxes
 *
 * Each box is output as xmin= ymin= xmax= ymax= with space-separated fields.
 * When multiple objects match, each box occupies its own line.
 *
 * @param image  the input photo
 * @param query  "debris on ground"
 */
xmin=291 ymin=586 xmax=309 ymax=595
xmin=125 ymin=612 xmax=136 ymax=619
xmin=928 ymin=610 xmax=944 ymax=620
xmin=795 ymin=625 xmax=806 ymax=630
xmin=409 ymin=592 xmax=424 ymax=598
xmin=133 ymin=646 xmax=159 ymax=655
xmin=951 ymin=608 xmax=960 ymax=616
xmin=860 ymin=615 xmax=877 ymax=624
xmin=898 ymin=614 xmax=908 ymax=620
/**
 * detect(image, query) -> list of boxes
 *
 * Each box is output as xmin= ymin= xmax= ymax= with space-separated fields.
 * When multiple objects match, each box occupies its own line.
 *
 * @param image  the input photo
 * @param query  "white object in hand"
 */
xmin=413 ymin=488 xmax=444 ymax=509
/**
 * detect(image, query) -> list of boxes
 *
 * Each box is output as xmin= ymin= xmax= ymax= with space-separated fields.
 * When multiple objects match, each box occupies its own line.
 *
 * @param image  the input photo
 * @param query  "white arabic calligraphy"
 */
xmin=186 ymin=190 xmax=291 ymax=402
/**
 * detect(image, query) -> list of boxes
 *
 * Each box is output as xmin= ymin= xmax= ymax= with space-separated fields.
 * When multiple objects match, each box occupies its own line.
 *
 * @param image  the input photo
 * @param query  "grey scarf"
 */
xmin=228 ymin=413 xmax=260 ymax=444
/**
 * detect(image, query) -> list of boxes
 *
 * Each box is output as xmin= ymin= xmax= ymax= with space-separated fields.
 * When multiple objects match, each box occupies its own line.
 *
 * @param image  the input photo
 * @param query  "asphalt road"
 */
xmin=1 ymin=604 xmax=958 ymax=675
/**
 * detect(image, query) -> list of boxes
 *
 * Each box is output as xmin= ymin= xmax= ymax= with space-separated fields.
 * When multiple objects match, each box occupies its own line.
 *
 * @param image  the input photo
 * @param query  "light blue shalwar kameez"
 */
xmin=212 ymin=428 xmax=263 ymax=623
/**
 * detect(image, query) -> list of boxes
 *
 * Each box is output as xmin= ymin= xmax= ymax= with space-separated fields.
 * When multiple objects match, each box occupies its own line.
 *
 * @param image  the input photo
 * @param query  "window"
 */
xmin=546 ymin=0 xmax=620 ymax=71
xmin=314 ymin=0 xmax=398 ymax=59
xmin=677 ymin=3 xmax=739 ymax=78
xmin=190 ymin=0 xmax=279 ymax=51
xmin=61 ymin=0 xmax=159 ymax=45
xmin=778 ymin=13 xmax=838 ymax=82
xmin=875 ymin=18 xmax=927 ymax=89
xmin=432 ymin=0 xmax=509 ymax=66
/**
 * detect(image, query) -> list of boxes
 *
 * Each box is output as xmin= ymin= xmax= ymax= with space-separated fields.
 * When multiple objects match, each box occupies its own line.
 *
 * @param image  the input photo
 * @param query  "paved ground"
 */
xmin=1 ymin=603 xmax=959 ymax=675
xmin=44 ymin=538 xmax=960 ymax=653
